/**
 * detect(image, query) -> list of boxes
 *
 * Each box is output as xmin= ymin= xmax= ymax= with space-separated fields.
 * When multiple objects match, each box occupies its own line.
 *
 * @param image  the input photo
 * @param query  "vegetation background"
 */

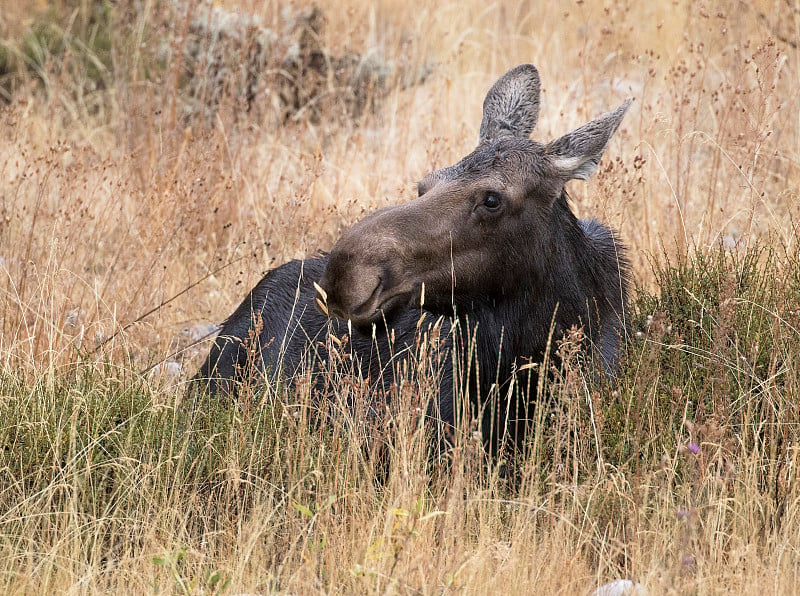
xmin=1 ymin=0 xmax=799 ymax=593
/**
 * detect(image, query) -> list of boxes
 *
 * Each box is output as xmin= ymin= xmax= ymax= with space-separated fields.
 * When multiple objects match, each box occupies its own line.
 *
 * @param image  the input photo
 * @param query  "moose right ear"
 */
xmin=546 ymin=99 xmax=632 ymax=181
xmin=478 ymin=64 xmax=541 ymax=143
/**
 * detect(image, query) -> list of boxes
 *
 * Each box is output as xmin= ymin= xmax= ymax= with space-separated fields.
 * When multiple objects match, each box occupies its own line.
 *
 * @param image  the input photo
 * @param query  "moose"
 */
xmin=196 ymin=64 xmax=630 ymax=455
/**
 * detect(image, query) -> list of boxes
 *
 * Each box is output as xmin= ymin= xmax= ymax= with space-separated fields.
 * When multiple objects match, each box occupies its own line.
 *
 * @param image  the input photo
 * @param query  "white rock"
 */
xmin=591 ymin=579 xmax=647 ymax=596
xmin=182 ymin=323 xmax=219 ymax=341
xmin=149 ymin=361 xmax=183 ymax=384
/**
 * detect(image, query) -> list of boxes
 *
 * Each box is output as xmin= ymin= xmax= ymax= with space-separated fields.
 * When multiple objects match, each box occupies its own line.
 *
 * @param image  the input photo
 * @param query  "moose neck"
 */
xmin=453 ymin=190 xmax=594 ymax=378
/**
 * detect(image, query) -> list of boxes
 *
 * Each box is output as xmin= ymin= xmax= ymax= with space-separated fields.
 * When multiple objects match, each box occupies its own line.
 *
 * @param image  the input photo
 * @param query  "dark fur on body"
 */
xmin=197 ymin=198 xmax=627 ymax=453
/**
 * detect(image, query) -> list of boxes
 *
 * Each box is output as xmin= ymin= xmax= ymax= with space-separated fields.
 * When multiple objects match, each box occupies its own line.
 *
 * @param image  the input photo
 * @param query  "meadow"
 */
xmin=1 ymin=0 xmax=799 ymax=593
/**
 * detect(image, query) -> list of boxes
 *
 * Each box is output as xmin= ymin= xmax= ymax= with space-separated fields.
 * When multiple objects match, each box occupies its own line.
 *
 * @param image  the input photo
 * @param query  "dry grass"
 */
xmin=1 ymin=0 xmax=799 ymax=593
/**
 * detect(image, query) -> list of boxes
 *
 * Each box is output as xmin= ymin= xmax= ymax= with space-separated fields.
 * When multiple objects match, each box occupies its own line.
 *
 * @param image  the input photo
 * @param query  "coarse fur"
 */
xmin=196 ymin=63 xmax=631 ymax=455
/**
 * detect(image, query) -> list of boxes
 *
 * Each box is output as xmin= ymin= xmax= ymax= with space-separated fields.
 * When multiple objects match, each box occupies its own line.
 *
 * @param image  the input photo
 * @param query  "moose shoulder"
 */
xmin=195 ymin=63 xmax=630 ymax=453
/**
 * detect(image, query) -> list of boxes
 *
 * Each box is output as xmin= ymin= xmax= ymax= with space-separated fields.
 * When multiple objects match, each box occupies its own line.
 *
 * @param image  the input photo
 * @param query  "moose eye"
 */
xmin=483 ymin=194 xmax=502 ymax=211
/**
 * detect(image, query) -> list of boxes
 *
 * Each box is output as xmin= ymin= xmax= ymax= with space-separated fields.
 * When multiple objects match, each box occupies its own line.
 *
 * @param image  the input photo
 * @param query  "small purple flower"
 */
xmin=682 ymin=554 xmax=696 ymax=567
xmin=687 ymin=441 xmax=700 ymax=455
xmin=676 ymin=509 xmax=690 ymax=519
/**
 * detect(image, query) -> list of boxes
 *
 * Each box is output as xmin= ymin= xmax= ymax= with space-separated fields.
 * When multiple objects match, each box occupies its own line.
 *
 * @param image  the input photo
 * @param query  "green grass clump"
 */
xmin=0 ymin=360 xmax=357 ymax=592
xmin=0 ymin=1 xmax=117 ymax=104
xmin=598 ymin=243 xmax=800 ymax=468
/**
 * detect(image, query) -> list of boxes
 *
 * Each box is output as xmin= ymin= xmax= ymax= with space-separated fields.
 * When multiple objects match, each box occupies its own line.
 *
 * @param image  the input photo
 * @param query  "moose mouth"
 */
xmin=346 ymin=279 xmax=384 ymax=325
xmin=332 ymin=280 xmax=418 ymax=328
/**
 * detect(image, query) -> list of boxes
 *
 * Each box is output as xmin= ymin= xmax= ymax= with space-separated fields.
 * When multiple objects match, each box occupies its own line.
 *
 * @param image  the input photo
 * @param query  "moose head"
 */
xmin=319 ymin=64 xmax=630 ymax=329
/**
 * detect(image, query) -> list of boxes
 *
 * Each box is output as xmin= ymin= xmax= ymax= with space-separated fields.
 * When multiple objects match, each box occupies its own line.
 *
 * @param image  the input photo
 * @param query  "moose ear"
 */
xmin=546 ymin=99 xmax=632 ymax=181
xmin=479 ymin=64 xmax=541 ymax=143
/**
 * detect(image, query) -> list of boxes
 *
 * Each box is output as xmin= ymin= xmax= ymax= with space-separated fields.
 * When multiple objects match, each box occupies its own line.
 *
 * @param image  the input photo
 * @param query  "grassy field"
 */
xmin=1 ymin=0 xmax=799 ymax=593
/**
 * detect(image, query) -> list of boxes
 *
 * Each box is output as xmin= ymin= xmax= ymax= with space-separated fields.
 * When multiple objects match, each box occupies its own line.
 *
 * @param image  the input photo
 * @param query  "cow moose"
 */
xmin=195 ymin=64 xmax=630 ymax=456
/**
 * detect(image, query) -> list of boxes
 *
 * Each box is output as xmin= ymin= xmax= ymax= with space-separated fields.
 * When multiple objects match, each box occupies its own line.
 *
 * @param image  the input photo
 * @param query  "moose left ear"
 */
xmin=479 ymin=64 xmax=541 ymax=143
xmin=546 ymin=99 xmax=632 ymax=181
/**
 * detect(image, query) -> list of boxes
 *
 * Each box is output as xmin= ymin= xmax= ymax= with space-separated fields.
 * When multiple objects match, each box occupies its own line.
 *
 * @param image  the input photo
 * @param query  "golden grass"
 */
xmin=1 ymin=0 xmax=799 ymax=593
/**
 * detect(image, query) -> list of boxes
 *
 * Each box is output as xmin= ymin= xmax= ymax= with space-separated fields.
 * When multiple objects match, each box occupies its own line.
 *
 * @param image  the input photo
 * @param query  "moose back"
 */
xmin=195 ymin=64 xmax=631 ymax=452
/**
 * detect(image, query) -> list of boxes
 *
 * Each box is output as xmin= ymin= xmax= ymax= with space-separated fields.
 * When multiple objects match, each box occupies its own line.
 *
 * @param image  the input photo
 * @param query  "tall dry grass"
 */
xmin=1 ymin=0 xmax=799 ymax=593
